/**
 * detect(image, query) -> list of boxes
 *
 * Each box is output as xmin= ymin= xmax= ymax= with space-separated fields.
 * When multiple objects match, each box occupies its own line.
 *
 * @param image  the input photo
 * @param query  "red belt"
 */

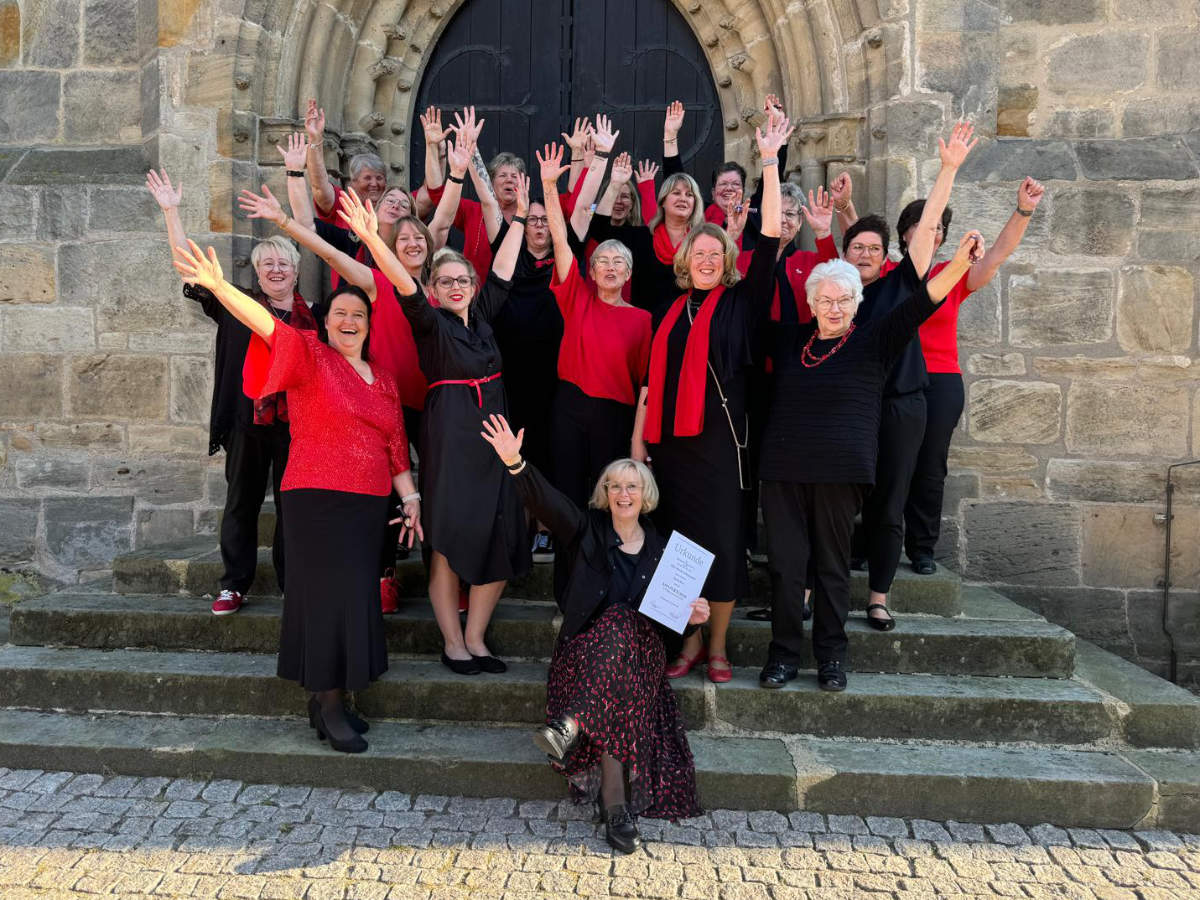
xmin=427 ymin=371 xmax=502 ymax=408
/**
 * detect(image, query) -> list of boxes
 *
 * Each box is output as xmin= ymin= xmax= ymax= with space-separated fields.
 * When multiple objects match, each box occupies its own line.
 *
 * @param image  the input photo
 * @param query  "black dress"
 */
xmin=647 ymin=236 xmax=779 ymax=605
xmin=395 ymin=274 xmax=531 ymax=584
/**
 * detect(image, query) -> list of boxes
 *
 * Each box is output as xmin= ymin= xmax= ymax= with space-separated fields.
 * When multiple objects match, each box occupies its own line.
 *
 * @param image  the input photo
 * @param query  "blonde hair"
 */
xmin=673 ymin=223 xmax=742 ymax=290
xmin=394 ymin=215 xmax=434 ymax=282
xmin=606 ymin=179 xmax=643 ymax=227
xmin=588 ymin=459 xmax=659 ymax=513
xmin=427 ymin=247 xmax=479 ymax=288
xmin=647 ymin=172 xmax=705 ymax=233
xmin=250 ymin=235 xmax=300 ymax=270
xmin=382 ymin=185 xmax=417 ymax=215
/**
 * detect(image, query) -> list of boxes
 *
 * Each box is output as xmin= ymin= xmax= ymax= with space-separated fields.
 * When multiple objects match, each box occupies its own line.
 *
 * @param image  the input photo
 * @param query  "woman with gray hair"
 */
xmin=757 ymin=230 xmax=984 ymax=692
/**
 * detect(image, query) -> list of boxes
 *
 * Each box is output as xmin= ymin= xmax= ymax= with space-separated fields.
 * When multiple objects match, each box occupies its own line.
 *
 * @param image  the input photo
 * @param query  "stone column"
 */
xmin=795 ymin=129 xmax=826 ymax=252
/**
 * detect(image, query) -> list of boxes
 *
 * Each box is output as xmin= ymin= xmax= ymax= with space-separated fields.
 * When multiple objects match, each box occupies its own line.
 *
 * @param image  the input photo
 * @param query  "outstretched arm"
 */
xmin=173 ymin=241 xmax=276 ymax=342
xmin=909 ymin=122 xmax=977 ymax=278
xmin=754 ymin=111 xmax=792 ymax=240
xmin=928 ymin=230 xmax=985 ymax=303
xmin=829 ymin=171 xmax=858 ymax=236
xmin=428 ymin=127 xmax=477 ymax=250
xmin=561 ymin=116 xmax=592 ymax=192
xmin=596 ymin=152 xmax=633 ymax=217
xmin=538 ymin=143 xmax=574 ymax=283
xmin=966 ymin=177 xmax=1044 ymax=292
xmin=276 ymin=133 xmax=316 ymax=230
xmin=338 ymin=189 xmax=419 ymax=298
xmin=146 ymin=168 xmax=188 ymax=274
xmin=662 ymin=101 xmax=685 ymax=172
xmin=568 ymin=114 xmax=618 ymax=240
xmin=303 ymin=99 xmax=337 ymax=217
xmin=490 ymin=174 xmax=529 ymax=282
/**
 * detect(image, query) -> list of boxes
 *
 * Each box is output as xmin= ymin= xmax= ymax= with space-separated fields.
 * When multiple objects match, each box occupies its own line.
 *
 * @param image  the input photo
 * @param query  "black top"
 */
xmin=587 ymin=215 xmax=677 ymax=312
xmin=511 ymin=460 xmax=698 ymax=658
xmin=605 ymin=544 xmax=644 ymax=611
xmin=855 ymin=257 xmax=930 ymax=397
xmin=661 ymin=141 xmax=789 ymax=253
xmin=183 ymin=283 xmax=300 ymax=455
xmin=760 ymin=254 xmax=937 ymax=485
xmin=487 ymin=224 xmax=564 ymax=374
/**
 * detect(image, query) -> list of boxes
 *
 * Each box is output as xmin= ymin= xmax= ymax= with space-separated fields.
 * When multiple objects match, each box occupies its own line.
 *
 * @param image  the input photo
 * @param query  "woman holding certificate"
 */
xmin=481 ymin=414 xmax=709 ymax=854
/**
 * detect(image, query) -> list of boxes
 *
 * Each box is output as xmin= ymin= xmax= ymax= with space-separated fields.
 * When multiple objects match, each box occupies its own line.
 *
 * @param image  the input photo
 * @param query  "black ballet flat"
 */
xmin=308 ymin=696 xmax=368 ymax=735
xmin=471 ymin=654 xmax=508 ymax=674
xmin=865 ymin=603 xmax=896 ymax=632
xmin=441 ymin=653 xmax=482 ymax=675
xmin=313 ymin=705 xmax=368 ymax=754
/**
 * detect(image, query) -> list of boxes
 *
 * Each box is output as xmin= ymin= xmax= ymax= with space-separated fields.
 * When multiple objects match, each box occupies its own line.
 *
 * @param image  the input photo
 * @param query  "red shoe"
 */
xmin=707 ymin=655 xmax=733 ymax=684
xmin=665 ymin=646 xmax=707 ymax=679
xmin=380 ymin=575 xmax=400 ymax=615
xmin=212 ymin=589 xmax=243 ymax=616
xmin=458 ymin=586 xmax=469 ymax=613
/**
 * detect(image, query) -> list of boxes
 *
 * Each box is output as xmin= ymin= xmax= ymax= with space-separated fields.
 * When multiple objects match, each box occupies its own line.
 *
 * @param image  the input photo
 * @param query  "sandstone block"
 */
xmin=68 ymin=354 xmax=168 ymax=421
xmin=963 ymin=501 xmax=1081 ymax=586
xmin=0 ymin=355 xmax=62 ymax=418
xmin=43 ymin=496 xmax=134 ymax=570
xmin=1112 ymin=0 xmax=1194 ymax=18
xmin=997 ymin=84 xmax=1036 ymax=138
xmin=1049 ymin=189 xmax=1135 ymax=257
xmin=919 ymin=0 xmax=1000 ymax=30
xmin=1140 ymin=187 xmax=1200 ymax=230
xmin=1116 ymin=266 xmax=1194 ymax=354
xmin=63 ymin=71 xmax=141 ymax=143
xmin=185 ymin=49 xmax=235 ymax=108
xmin=36 ymin=187 xmax=89 ymax=241
xmin=2 ymin=307 xmax=95 ymax=353
xmin=35 ymin=422 xmax=123 ymax=449
xmin=0 ymin=186 xmax=37 ymax=240
xmin=127 ymin=424 xmax=208 ymax=453
xmin=1157 ymin=27 xmax=1200 ymax=92
xmin=59 ymin=240 xmax=198 ymax=334
xmin=1065 ymin=380 xmax=1189 ymax=457
xmin=1195 ymin=389 xmax=1200 ymax=456
xmin=957 ymin=279 xmax=1001 ymax=347
xmin=1123 ymin=98 xmax=1200 ymax=138
xmin=1001 ymin=0 xmax=1103 ymax=23
xmin=83 ymin=0 xmax=139 ymax=65
xmin=0 ymin=0 xmax=18 ymax=66
xmin=14 ymin=455 xmax=89 ymax=491
xmin=170 ymin=356 xmax=213 ymax=425
xmin=916 ymin=32 xmax=997 ymax=120
xmin=157 ymin=0 xmax=205 ymax=47
xmin=949 ymin=445 xmax=1039 ymax=475
xmin=21 ymin=0 xmax=78 ymax=67
xmin=7 ymin=146 xmax=149 ymax=186
xmin=1043 ymin=108 xmax=1116 ymax=140
xmin=967 ymin=380 xmax=1061 ymax=444
xmin=137 ymin=508 xmax=195 ymax=547
xmin=955 ymin=139 xmax=1077 ymax=183
xmin=86 ymin=187 xmax=162 ymax=233
xmin=0 ymin=499 xmax=39 ymax=564
xmin=967 ymin=353 xmax=1026 ymax=376
xmin=943 ymin=472 xmax=980 ymax=511
xmin=0 ymin=244 xmax=56 ymax=304
xmin=1046 ymin=459 xmax=1168 ymax=504
xmin=883 ymin=100 xmax=946 ymax=154
xmin=1033 ymin=354 xmax=1194 ymax=380
xmin=1083 ymin=504 xmax=1199 ymax=590
xmin=977 ymin=475 xmax=1042 ymax=499
xmin=1046 ymin=33 xmax=1148 ymax=94
xmin=950 ymin=183 xmax=1052 ymax=250
xmin=0 ymin=71 xmax=61 ymax=143
xmin=1135 ymin=229 xmax=1200 ymax=263
xmin=1076 ymin=137 xmax=1199 ymax=182
xmin=1008 ymin=269 xmax=1113 ymax=347
xmin=1003 ymin=586 xmax=1127 ymax=646
xmin=91 ymin=457 xmax=205 ymax=503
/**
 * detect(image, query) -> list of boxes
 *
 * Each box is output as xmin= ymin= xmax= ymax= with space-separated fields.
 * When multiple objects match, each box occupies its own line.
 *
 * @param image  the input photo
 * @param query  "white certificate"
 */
xmin=639 ymin=531 xmax=714 ymax=634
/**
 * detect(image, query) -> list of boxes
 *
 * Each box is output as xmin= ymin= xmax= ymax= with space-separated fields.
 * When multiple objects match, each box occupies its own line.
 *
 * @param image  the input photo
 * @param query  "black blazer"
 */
xmin=511 ymin=462 xmax=697 ymax=659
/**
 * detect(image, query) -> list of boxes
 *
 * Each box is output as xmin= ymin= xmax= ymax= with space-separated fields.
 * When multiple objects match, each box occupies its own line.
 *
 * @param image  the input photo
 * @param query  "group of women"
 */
xmin=150 ymin=94 xmax=1043 ymax=852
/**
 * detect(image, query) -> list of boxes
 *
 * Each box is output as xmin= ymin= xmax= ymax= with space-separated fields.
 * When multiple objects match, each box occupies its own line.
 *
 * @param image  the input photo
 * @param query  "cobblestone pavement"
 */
xmin=0 ymin=768 xmax=1197 ymax=898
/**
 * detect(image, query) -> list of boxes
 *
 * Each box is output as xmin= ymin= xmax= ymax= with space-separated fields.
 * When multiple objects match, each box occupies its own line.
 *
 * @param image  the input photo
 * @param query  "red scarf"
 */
xmin=643 ymin=285 xmax=726 ymax=443
xmin=651 ymin=223 xmax=682 ymax=266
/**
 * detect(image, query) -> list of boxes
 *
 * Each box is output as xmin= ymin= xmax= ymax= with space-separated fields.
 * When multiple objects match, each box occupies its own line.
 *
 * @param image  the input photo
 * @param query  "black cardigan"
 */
xmin=511 ymin=461 xmax=697 ymax=659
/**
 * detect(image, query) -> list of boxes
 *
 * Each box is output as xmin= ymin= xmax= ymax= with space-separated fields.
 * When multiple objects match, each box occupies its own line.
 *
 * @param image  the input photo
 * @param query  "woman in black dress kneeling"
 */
xmin=481 ymin=414 xmax=709 ymax=854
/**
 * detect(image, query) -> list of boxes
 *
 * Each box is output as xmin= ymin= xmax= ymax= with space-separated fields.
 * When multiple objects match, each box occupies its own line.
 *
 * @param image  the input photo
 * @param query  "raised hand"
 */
xmin=755 ymin=112 xmax=794 ymax=157
xmin=764 ymin=93 xmax=786 ymax=126
xmin=1017 ymin=176 xmax=1045 ymax=213
xmin=514 ymin=174 xmax=531 ymax=218
xmin=610 ymin=152 xmax=633 ymax=186
xmin=304 ymin=99 xmax=325 ymax=145
xmin=635 ymin=160 xmax=659 ymax=184
xmin=421 ymin=106 xmax=448 ymax=146
xmin=277 ymin=133 xmax=310 ymax=171
xmin=829 ymin=171 xmax=853 ymax=209
xmin=663 ymin=100 xmax=685 ymax=142
xmin=561 ymin=116 xmax=592 ymax=156
xmin=537 ymin=143 xmax=570 ymax=186
xmin=172 ymin=240 xmax=226 ymax=293
xmin=581 ymin=134 xmax=596 ymax=169
xmin=480 ymin=413 xmax=525 ymax=466
xmin=687 ymin=597 xmax=711 ymax=626
xmin=938 ymin=121 xmax=978 ymax=170
xmin=453 ymin=106 xmax=485 ymax=148
xmin=237 ymin=184 xmax=286 ymax=225
xmin=145 ymin=168 xmax=182 ymax=211
xmin=337 ymin=188 xmax=378 ymax=241
xmin=592 ymin=114 xmax=619 ymax=155
xmin=724 ymin=196 xmax=748 ymax=243
xmin=446 ymin=137 xmax=471 ymax=179
xmin=953 ymin=229 xmax=986 ymax=266
xmin=801 ymin=186 xmax=834 ymax=237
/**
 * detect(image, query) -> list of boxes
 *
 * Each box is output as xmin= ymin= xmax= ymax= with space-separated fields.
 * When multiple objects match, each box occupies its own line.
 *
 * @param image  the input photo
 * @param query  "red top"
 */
xmin=243 ymin=324 xmax=410 ymax=496
xmin=880 ymin=258 xmax=973 ymax=374
xmin=550 ymin=259 xmax=652 ymax=406
xmin=314 ymin=186 xmax=350 ymax=228
xmin=366 ymin=268 xmax=428 ymax=410
xmin=737 ymin=235 xmax=839 ymax=323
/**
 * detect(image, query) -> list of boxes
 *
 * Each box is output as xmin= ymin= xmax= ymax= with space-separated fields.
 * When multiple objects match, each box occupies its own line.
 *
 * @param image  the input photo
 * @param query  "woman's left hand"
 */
xmin=337 ymin=188 xmax=378 ymax=240
xmin=755 ymin=110 xmax=794 ymax=158
xmin=238 ymin=184 xmax=286 ymax=226
xmin=954 ymin=229 xmax=986 ymax=266
xmin=480 ymin=413 xmax=525 ymax=467
xmin=723 ymin=194 xmax=748 ymax=242
xmin=172 ymin=239 xmax=226 ymax=293
xmin=801 ymin=186 xmax=834 ymax=238
xmin=514 ymin=174 xmax=531 ymax=218
xmin=687 ymin=597 xmax=710 ymax=626
xmin=390 ymin=500 xmax=424 ymax=548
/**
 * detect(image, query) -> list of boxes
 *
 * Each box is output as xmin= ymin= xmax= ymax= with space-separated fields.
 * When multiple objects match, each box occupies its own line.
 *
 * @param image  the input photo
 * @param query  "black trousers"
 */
xmin=549 ymin=381 xmax=635 ymax=509
xmin=762 ymin=481 xmax=865 ymax=666
xmin=854 ymin=391 xmax=926 ymax=594
xmin=904 ymin=374 xmax=964 ymax=561
xmin=219 ymin=422 xmax=290 ymax=594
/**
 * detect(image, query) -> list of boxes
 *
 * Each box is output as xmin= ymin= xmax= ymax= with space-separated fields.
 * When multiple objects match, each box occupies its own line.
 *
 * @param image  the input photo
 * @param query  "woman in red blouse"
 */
xmin=172 ymin=239 xmax=421 ymax=756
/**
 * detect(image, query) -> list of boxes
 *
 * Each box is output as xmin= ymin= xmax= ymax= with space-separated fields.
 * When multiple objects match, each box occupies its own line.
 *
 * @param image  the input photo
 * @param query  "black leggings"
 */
xmin=904 ymin=373 xmax=964 ymax=561
xmin=549 ymin=381 xmax=635 ymax=509
xmin=219 ymin=422 xmax=290 ymax=593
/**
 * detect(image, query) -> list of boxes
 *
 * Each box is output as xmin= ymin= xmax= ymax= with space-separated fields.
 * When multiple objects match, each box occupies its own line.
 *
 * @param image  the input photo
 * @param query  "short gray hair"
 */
xmin=487 ymin=152 xmax=526 ymax=179
xmin=348 ymin=153 xmax=386 ymax=180
xmin=779 ymin=182 xmax=805 ymax=208
xmin=804 ymin=258 xmax=863 ymax=315
xmin=250 ymin=235 xmax=300 ymax=271
xmin=589 ymin=239 xmax=633 ymax=273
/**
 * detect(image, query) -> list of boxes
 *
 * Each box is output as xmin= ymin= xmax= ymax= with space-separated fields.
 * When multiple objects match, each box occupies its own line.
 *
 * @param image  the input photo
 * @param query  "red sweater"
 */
xmin=243 ymin=324 xmax=410 ymax=496
xmin=736 ymin=235 xmax=839 ymax=322
xmin=550 ymin=259 xmax=652 ymax=406
xmin=880 ymin=258 xmax=974 ymax=374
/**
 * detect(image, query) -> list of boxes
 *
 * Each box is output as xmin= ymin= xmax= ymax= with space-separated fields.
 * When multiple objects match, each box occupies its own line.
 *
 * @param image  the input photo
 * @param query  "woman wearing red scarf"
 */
xmin=628 ymin=109 xmax=793 ymax=684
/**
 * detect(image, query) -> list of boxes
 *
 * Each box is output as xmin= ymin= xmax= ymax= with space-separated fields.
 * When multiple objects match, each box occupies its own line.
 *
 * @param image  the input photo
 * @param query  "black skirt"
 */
xmin=278 ymin=488 xmax=389 ymax=692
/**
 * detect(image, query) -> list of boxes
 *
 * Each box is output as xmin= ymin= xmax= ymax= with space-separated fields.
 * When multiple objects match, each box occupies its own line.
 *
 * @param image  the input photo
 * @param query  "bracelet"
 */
xmin=277 ymin=214 xmax=291 ymax=230
xmin=401 ymin=491 xmax=421 ymax=503
xmin=664 ymin=137 xmax=678 ymax=144
xmin=511 ymin=215 xmax=527 ymax=226
xmin=447 ymin=173 xmax=465 ymax=184
xmin=571 ymin=156 xmax=583 ymax=162
xmin=1015 ymin=206 xmax=1033 ymax=217
xmin=761 ymin=156 xmax=779 ymax=167
xmin=285 ymin=169 xmax=305 ymax=178
xmin=593 ymin=151 xmax=611 ymax=160
xmin=833 ymin=200 xmax=849 ymax=212
xmin=507 ymin=460 xmax=527 ymax=474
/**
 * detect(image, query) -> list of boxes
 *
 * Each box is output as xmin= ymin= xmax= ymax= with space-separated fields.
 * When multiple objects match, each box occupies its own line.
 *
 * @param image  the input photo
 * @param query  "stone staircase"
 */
xmin=4 ymin=522 xmax=1200 ymax=830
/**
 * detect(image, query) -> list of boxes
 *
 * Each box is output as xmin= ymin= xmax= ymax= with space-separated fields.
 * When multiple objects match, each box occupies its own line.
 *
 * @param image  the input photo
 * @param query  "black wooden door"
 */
xmin=411 ymin=0 xmax=723 ymax=190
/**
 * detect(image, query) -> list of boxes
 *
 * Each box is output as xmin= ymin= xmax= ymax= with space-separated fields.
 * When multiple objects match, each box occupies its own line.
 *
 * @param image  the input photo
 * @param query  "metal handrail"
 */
xmin=1162 ymin=459 xmax=1200 ymax=684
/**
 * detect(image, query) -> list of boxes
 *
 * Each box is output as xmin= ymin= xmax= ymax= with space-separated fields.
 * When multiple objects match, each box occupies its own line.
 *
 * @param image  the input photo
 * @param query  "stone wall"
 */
xmin=1 ymin=0 xmax=1198 ymax=679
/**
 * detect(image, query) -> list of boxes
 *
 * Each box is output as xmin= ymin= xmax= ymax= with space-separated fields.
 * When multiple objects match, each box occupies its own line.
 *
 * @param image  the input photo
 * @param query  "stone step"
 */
xmin=0 ymin=646 xmax=1125 ymax=745
xmin=112 ymin=541 xmax=963 ymax=616
xmin=10 ymin=589 xmax=1073 ymax=677
xmin=0 ymin=708 xmax=1177 ymax=828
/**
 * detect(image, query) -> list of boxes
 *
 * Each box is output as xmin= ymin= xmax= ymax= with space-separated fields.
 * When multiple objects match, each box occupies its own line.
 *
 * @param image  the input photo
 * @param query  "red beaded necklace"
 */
xmin=801 ymin=323 xmax=856 ymax=367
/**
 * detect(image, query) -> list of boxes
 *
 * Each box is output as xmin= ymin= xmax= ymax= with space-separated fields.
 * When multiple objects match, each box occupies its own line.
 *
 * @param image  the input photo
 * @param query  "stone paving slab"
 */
xmin=0 ymin=767 xmax=1198 ymax=899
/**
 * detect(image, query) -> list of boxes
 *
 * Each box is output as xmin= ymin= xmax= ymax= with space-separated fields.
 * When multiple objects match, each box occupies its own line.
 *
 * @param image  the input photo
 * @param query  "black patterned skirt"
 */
xmin=545 ymin=604 xmax=701 ymax=820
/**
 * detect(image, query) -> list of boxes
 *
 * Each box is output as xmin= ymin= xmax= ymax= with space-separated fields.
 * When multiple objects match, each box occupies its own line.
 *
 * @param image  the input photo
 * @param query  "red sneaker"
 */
xmin=380 ymin=576 xmax=400 ymax=615
xmin=212 ymin=589 xmax=243 ymax=616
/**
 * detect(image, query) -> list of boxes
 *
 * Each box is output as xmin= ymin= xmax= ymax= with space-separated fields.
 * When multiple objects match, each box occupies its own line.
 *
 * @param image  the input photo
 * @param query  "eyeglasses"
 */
xmin=256 ymin=260 xmax=294 ymax=271
xmin=605 ymin=482 xmax=643 ymax=495
xmin=781 ymin=210 xmax=802 ymax=222
xmin=690 ymin=252 xmax=724 ymax=264
xmin=434 ymin=276 xmax=473 ymax=290
xmin=592 ymin=256 xmax=628 ymax=270
xmin=848 ymin=243 xmax=884 ymax=256
xmin=814 ymin=297 xmax=855 ymax=311
xmin=525 ymin=216 xmax=549 ymax=226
